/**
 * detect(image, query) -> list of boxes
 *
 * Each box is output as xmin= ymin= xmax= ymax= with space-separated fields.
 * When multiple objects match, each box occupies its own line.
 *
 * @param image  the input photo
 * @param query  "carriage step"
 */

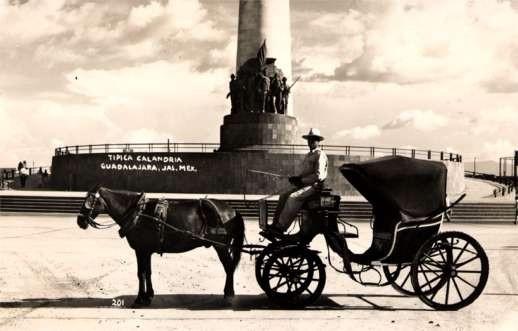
xmin=341 ymin=232 xmax=359 ymax=239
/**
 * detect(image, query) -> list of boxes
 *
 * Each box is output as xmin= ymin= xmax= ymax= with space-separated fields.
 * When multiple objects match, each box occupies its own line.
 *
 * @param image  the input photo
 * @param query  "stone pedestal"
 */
xmin=219 ymin=113 xmax=298 ymax=151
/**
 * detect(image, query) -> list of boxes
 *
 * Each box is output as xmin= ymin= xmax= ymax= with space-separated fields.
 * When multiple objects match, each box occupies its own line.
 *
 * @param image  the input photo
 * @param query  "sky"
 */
xmin=1 ymin=0 xmax=518 ymax=167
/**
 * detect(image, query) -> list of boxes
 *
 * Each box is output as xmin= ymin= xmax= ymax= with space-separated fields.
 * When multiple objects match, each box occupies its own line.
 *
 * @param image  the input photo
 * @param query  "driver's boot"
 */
xmin=267 ymin=221 xmax=285 ymax=238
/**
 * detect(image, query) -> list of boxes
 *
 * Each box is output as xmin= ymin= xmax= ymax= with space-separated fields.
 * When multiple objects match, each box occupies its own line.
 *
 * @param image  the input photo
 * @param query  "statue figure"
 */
xmin=247 ymin=74 xmax=256 ymax=112
xmin=281 ymin=77 xmax=290 ymax=114
xmin=270 ymin=73 xmax=281 ymax=113
xmin=256 ymin=68 xmax=270 ymax=113
xmin=226 ymin=74 xmax=240 ymax=114
xmin=238 ymin=78 xmax=247 ymax=113
xmin=231 ymin=42 xmax=290 ymax=114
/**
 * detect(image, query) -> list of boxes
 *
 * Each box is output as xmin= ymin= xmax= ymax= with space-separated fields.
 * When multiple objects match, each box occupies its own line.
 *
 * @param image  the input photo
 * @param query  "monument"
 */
xmin=49 ymin=0 xmax=465 ymax=196
xmin=219 ymin=0 xmax=298 ymax=150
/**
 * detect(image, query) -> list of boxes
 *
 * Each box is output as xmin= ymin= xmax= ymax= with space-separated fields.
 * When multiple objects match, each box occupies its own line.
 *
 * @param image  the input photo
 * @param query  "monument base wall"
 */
xmin=50 ymin=151 xmax=465 ymax=197
xmin=220 ymin=113 xmax=298 ymax=151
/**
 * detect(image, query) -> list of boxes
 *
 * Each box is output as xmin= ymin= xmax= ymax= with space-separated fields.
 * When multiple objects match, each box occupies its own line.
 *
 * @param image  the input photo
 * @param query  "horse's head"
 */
xmin=77 ymin=186 xmax=106 ymax=230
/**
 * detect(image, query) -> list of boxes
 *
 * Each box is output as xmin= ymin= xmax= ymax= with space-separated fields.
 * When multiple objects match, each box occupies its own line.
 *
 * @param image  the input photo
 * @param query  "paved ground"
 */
xmin=0 ymin=215 xmax=516 ymax=331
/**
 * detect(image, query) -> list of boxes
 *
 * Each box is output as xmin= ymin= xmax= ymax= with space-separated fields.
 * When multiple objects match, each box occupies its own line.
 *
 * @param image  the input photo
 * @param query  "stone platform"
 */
xmin=50 ymin=150 xmax=464 ymax=196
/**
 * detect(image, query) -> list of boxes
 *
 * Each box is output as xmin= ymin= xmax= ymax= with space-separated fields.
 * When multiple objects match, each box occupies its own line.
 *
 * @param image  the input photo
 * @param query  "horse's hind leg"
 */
xmin=133 ymin=249 xmax=154 ymax=307
xmin=215 ymin=247 xmax=235 ymax=299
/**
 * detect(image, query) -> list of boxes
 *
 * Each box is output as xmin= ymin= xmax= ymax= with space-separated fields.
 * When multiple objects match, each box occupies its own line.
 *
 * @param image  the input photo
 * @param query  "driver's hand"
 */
xmin=288 ymin=176 xmax=303 ymax=187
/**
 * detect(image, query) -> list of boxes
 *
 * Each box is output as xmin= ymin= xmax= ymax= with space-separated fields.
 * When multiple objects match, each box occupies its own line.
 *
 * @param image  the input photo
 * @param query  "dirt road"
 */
xmin=0 ymin=215 xmax=516 ymax=331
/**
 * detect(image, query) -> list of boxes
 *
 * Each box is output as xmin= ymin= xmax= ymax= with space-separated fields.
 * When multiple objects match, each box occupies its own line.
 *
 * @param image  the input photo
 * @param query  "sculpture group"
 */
xmin=227 ymin=43 xmax=296 ymax=115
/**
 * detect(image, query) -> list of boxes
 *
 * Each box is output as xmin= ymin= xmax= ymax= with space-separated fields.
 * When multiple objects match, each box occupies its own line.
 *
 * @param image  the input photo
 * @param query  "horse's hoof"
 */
xmin=222 ymin=295 xmax=235 ymax=306
xmin=131 ymin=296 xmax=152 ymax=308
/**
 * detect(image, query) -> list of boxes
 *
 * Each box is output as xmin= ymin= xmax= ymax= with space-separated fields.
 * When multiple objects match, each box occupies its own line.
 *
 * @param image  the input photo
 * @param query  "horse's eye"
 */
xmin=85 ymin=198 xmax=92 ymax=209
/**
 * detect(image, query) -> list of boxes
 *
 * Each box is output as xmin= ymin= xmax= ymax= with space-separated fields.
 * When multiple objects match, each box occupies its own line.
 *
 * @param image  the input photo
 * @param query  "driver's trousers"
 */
xmin=274 ymin=185 xmax=318 ymax=231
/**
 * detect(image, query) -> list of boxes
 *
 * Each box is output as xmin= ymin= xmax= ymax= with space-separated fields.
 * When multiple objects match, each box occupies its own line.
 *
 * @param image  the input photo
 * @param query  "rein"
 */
xmin=81 ymin=189 xmax=230 ymax=248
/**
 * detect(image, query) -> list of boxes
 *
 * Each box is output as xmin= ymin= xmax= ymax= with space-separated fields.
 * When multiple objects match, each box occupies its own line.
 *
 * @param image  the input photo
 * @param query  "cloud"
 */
xmin=480 ymin=139 xmax=516 ymax=160
xmin=335 ymin=125 xmax=381 ymax=140
xmin=0 ymin=96 xmax=118 ymax=166
xmin=1 ymin=0 xmax=228 ymax=72
xmin=297 ymin=0 xmax=518 ymax=90
xmin=128 ymin=1 xmax=163 ymax=28
xmin=383 ymin=110 xmax=448 ymax=131
xmin=292 ymin=10 xmax=368 ymax=78
xmin=469 ymin=106 xmax=518 ymax=135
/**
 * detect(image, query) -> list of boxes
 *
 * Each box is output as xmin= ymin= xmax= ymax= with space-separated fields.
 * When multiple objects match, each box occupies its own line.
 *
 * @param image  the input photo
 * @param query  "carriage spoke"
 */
xmin=419 ymin=270 xmax=443 ymax=274
xmin=444 ymin=277 xmax=451 ymax=305
xmin=428 ymin=249 xmax=448 ymax=259
xmin=429 ymin=284 xmax=440 ymax=301
xmin=455 ymin=274 xmax=477 ymax=289
xmin=268 ymin=271 xmax=282 ymax=279
xmin=419 ymin=273 xmax=442 ymax=291
xmin=422 ymin=254 xmax=444 ymax=268
xmin=287 ymin=280 xmax=294 ymax=293
xmin=273 ymin=274 xmax=284 ymax=289
xmin=437 ymin=245 xmax=448 ymax=265
xmin=292 ymin=257 xmax=305 ymax=271
xmin=422 ymin=261 xmax=443 ymax=276
xmin=272 ymin=279 xmax=289 ymax=291
xmin=419 ymin=265 xmax=435 ymax=292
xmin=456 ymin=270 xmax=482 ymax=274
xmin=452 ymin=276 xmax=464 ymax=301
xmin=400 ymin=269 xmax=412 ymax=288
xmin=456 ymin=254 xmax=480 ymax=268
xmin=452 ymin=242 xmax=469 ymax=265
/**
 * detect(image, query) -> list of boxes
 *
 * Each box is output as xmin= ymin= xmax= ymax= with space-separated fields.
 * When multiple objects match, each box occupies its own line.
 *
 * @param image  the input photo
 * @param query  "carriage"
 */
xmin=251 ymin=156 xmax=489 ymax=310
xmin=77 ymin=155 xmax=489 ymax=310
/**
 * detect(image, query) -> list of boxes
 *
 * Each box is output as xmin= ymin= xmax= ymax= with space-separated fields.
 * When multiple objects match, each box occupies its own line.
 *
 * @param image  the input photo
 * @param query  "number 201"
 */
xmin=112 ymin=298 xmax=125 ymax=307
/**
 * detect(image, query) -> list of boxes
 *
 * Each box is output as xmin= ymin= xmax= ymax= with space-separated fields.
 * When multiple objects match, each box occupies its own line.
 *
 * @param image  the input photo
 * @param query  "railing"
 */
xmin=465 ymin=170 xmax=515 ymax=197
xmin=239 ymin=144 xmax=462 ymax=162
xmin=55 ymin=143 xmax=220 ymax=155
xmin=54 ymin=142 xmax=462 ymax=162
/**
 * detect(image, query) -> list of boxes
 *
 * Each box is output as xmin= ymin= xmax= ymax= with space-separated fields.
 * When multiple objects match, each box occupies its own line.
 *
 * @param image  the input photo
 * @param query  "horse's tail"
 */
xmin=230 ymin=212 xmax=245 ymax=269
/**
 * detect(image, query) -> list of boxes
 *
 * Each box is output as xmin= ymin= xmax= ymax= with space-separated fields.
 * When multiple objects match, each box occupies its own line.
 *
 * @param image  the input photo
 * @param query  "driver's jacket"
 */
xmin=298 ymin=147 xmax=328 ymax=186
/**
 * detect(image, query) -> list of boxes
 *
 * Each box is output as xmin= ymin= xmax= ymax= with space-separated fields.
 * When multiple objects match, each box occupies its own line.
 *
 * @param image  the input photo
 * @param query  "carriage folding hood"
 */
xmin=339 ymin=156 xmax=448 ymax=225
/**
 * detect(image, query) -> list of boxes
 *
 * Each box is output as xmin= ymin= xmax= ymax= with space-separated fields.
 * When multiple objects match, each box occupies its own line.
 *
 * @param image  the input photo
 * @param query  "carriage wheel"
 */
xmin=255 ymin=242 xmax=284 ymax=292
xmin=383 ymin=263 xmax=446 ymax=296
xmin=383 ymin=264 xmax=415 ymax=295
xmin=411 ymin=231 xmax=489 ymax=310
xmin=261 ymin=245 xmax=326 ymax=308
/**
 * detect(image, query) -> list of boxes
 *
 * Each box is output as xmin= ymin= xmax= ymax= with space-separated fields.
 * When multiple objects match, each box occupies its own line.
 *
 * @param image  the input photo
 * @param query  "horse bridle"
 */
xmin=80 ymin=189 xmax=116 ymax=229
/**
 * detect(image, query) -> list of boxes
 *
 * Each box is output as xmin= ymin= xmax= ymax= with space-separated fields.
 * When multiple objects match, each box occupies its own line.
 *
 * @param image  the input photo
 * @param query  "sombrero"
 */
xmin=302 ymin=128 xmax=324 ymax=141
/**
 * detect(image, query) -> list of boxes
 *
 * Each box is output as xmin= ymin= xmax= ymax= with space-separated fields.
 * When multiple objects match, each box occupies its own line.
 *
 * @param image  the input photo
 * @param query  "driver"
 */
xmin=269 ymin=128 xmax=328 ymax=235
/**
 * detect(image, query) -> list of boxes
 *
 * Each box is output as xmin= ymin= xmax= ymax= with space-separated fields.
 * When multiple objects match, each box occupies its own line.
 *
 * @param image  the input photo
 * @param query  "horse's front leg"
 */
xmin=133 ymin=249 xmax=153 ymax=307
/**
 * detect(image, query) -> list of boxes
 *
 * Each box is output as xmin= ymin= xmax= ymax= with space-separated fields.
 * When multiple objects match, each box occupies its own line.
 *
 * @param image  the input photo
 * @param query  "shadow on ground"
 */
xmin=0 ymin=293 xmax=433 ymax=311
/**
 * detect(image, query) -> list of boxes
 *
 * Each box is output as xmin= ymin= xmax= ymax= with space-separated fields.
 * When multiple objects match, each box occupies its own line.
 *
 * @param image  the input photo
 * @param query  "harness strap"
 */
xmin=138 ymin=214 xmax=227 ymax=248
xmin=154 ymin=198 xmax=169 ymax=254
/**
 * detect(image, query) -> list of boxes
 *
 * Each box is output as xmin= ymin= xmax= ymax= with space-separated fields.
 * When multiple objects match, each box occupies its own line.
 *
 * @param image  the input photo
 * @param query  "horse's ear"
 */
xmin=89 ymin=184 xmax=101 ymax=193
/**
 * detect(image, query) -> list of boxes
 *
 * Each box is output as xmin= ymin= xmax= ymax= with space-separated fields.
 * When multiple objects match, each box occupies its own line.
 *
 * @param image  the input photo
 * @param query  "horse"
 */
xmin=76 ymin=185 xmax=245 ymax=307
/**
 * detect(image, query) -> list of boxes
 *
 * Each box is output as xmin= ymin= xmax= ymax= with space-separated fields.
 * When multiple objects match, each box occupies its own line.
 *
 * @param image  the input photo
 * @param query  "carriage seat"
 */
xmin=304 ymin=188 xmax=341 ymax=211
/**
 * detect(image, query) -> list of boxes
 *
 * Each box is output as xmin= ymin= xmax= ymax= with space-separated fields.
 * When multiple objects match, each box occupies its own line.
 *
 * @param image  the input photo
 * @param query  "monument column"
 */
xmin=219 ymin=0 xmax=298 ymax=151
xmin=236 ymin=0 xmax=293 ymax=116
